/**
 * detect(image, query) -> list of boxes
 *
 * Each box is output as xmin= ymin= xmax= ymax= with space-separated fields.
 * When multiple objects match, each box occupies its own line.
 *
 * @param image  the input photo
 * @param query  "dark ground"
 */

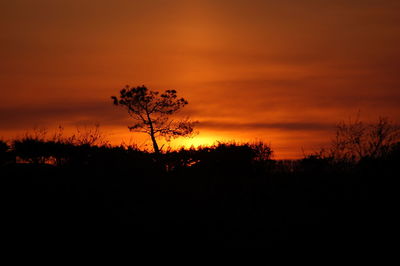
xmin=2 ymin=155 xmax=395 ymax=249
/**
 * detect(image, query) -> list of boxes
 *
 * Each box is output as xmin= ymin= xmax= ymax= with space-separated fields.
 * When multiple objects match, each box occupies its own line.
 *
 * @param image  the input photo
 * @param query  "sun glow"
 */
xmin=169 ymin=136 xmax=217 ymax=149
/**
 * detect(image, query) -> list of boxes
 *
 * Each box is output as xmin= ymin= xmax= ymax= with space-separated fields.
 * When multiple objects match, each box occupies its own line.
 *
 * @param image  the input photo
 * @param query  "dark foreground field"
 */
xmin=1 ymin=143 xmax=398 ymax=249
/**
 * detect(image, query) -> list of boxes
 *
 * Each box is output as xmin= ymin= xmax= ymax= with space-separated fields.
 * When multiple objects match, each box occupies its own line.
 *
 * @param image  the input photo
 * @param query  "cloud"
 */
xmin=0 ymin=100 xmax=127 ymax=130
xmin=198 ymin=120 xmax=335 ymax=132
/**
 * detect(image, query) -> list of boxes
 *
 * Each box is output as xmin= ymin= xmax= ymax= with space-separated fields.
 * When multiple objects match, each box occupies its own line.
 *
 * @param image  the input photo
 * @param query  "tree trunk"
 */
xmin=150 ymin=131 xmax=160 ymax=154
xmin=146 ymin=111 xmax=160 ymax=154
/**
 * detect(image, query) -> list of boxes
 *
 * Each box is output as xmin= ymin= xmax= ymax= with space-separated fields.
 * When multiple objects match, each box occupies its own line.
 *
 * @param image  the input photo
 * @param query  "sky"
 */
xmin=1 ymin=0 xmax=400 ymax=158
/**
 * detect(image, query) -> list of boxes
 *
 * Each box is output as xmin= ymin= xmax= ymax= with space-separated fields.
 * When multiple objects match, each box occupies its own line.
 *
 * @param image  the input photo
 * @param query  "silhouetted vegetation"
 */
xmin=0 ymin=140 xmax=12 ymax=165
xmin=112 ymin=85 xmax=197 ymax=154
xmin=2 ymin=118 xmax=399 ymax=248
xmin=330 ymin=116 xmax=400 ymax=162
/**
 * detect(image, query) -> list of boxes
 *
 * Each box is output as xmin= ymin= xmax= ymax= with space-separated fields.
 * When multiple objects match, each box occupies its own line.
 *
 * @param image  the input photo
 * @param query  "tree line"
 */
xmin=1 ymin=116 xmax=399 ymax=174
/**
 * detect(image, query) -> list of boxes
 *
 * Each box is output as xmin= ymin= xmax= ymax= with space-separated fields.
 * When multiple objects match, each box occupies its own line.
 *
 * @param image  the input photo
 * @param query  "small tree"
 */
xmin=111 ymin=85 xmax=197 ymax=154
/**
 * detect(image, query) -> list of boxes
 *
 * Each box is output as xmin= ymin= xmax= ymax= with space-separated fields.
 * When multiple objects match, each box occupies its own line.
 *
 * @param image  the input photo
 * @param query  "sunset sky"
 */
xmin=1 ymin=0 xmax=400 ymax=158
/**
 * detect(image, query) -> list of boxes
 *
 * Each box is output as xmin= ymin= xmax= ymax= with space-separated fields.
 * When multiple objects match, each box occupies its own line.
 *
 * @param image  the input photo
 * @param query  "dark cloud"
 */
xmin=198 ymin=120 xmax=335 ymax=132
xmin=0 ymin=100 xmax=128 ymax=130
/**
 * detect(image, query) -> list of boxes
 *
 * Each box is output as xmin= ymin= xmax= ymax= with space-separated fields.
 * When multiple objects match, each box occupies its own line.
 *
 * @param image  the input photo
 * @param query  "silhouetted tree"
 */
xmin=112 ymin=85 xmax=197 ymax=154
xmin=249 ymin=141 xmax=273 ymax=162
xmin=331 ymin=116 xmax=400 ymax=161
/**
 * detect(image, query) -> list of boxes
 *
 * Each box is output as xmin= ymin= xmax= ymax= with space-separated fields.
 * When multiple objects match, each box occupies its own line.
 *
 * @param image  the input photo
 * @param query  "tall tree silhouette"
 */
xmin=112 ymin=85 xmax=196 ymax=154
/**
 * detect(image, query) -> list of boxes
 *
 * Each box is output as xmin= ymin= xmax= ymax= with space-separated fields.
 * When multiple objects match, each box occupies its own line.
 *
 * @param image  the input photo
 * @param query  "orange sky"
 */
xmin=1 ymin=0 xmax=400 ymax=158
